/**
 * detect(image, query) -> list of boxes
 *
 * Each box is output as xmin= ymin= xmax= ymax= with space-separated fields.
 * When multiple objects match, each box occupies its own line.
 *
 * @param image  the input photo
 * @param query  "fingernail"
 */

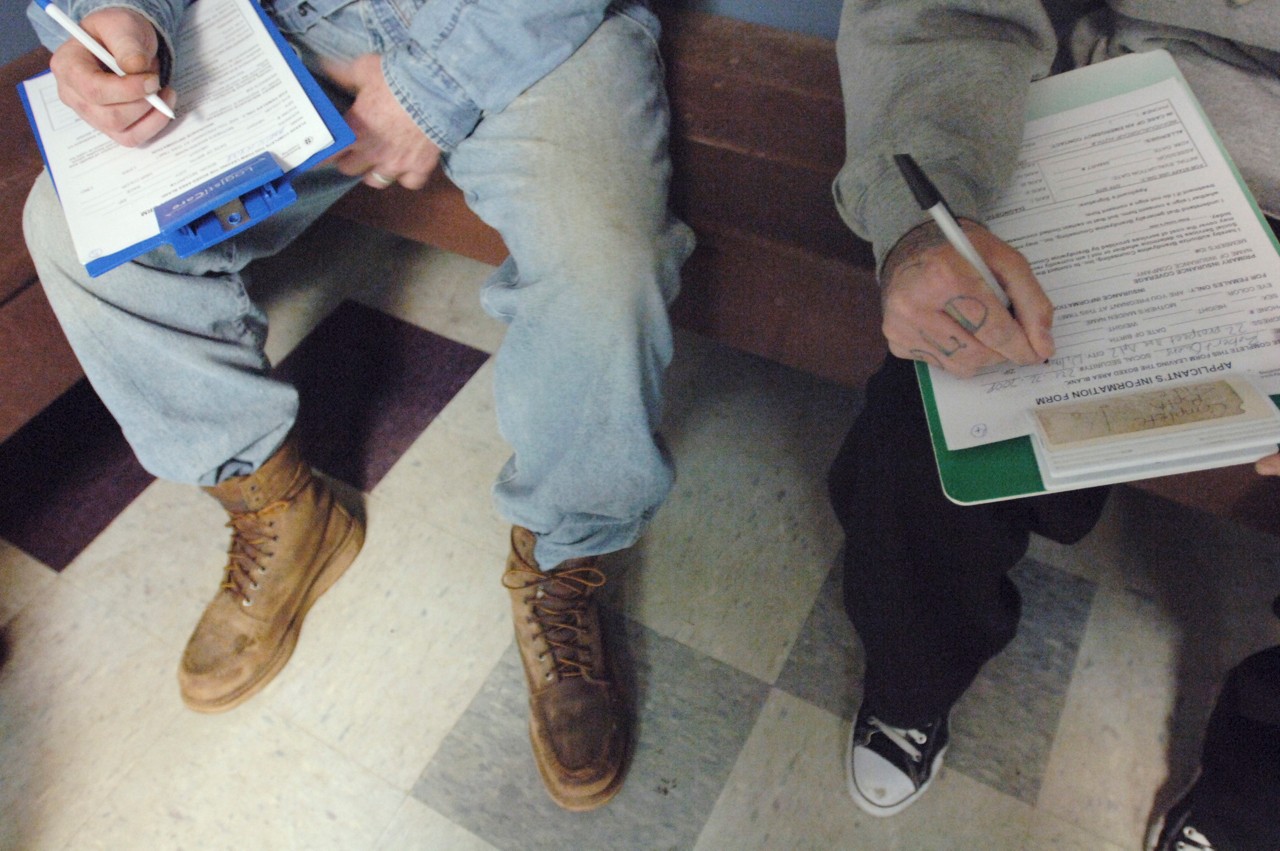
xmin=144 ymin=76 xmax=160 ymax=94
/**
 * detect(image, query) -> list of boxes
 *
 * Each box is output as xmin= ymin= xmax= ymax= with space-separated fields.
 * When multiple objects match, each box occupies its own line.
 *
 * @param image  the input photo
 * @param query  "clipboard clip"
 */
xmin=157 ymin=152 xmax=299 ymax=257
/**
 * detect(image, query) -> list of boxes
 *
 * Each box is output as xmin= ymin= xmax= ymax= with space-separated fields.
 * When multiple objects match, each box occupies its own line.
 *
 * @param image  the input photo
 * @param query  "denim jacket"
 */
xmin=27 ymin=0 xmax=657 ymax=151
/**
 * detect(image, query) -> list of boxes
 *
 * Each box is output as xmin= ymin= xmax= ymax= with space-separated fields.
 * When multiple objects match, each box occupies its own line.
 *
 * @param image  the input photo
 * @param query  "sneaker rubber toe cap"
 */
xmin=851 ymin=747 xmax=917 ymax=812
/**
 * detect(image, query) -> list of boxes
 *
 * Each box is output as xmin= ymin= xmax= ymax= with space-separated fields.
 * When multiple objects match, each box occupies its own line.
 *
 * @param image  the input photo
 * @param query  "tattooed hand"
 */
xmin=879 ymin=220 xmax=1055 ymax=378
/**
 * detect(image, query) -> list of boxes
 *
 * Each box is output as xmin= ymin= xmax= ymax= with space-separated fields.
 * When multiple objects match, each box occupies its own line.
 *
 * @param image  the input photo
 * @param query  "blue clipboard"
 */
xmin=17 ymin=0 xmax=354 ymax=277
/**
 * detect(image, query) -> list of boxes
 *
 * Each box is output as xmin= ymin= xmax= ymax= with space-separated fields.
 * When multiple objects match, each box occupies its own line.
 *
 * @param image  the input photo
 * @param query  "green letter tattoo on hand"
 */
xmin=943 ymin=295 xmax=989 ymax=334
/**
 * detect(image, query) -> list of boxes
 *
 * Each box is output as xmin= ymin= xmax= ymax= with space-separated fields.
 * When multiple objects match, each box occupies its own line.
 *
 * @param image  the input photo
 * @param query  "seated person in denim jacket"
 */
xmin=23 ymin=0 xmax=693 ymax=811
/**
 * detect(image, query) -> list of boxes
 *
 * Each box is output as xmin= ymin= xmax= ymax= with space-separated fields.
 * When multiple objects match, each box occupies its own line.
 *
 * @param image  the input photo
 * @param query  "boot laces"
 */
xmin=504 ymin=564 xmax=606 ymax=681
xmin=220 ymin=501 xmax=287 ymax=607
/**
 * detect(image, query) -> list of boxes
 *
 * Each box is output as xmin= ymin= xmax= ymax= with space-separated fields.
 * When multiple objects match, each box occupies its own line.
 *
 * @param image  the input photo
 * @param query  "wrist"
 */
xmin=881 ymin=218 xmax=991 ymax=289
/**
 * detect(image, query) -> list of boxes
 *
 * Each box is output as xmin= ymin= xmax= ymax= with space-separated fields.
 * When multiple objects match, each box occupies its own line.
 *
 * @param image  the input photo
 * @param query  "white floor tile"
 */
xmin=64 ymin=706 xmax=405 ymax=851
xmin=371 ymin=361 xmax=512 ymax=557
xmin=1025 ymin=809 xmax=1128 ymax=851
xmin=621 ymin=453 xmax=840 ymax=683
xmin=354 ymin=243 xmax=506 ymax=355
xmin=663 ymin=330 xmax=860 ymax=469
xmin=58 ymin=479 xmax=233 ymax=650
xmin=0 ymin=579 xmax=183 ymax=850
xmin=263 ymin=493 xmax=513 ymax=789
xmin=618 ymin=337 xmax=851 ymax=683
xmin=1026 ymin=486 xmax=1149 ymax=588
xmin=0 ymin=539 xmax=56 ymax=626
xmin=1035 ymin=585 xmax=1184 ymax=847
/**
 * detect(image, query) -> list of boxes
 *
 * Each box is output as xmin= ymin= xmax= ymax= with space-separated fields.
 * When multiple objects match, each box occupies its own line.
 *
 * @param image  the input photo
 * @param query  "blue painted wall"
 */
xmin=1 ymin=0 xmax=843 ymax=66
xmin=3 ymin=1 xmax=39 ymax=65
xmin=668 ymin=0 xmax=840 ymax=39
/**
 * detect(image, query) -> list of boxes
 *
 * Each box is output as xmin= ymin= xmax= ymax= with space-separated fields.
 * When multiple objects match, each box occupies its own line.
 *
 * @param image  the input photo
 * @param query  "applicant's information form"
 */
xmin=929 ymin=53 xmax=1280 ymax=451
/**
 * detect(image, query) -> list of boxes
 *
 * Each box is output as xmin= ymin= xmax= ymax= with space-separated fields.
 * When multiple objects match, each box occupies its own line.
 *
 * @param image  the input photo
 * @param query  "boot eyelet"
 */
xmin=241 ymin=598 xmax=253 ymax=607
xmin=544 ymin=672 xmax=554 ymax=681
xmin=250 ymin=581 xmax=259 ymax=590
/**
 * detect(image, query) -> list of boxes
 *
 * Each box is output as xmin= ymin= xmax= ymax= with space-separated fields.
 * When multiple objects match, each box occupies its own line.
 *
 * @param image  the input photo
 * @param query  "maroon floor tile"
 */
xmin=0 ymin=379 xmax=152 ymax=571
xmin=0 ymin=300 xmax=488 ymax=571
xmin=275 ymin=300 xmax=489 ymax=491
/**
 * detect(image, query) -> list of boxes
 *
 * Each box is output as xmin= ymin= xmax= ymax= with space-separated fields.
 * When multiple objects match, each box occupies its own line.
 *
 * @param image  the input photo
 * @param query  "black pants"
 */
xmin=1192 ymin=645 xmax=1280 ymax=848
xmin=828 ymin=354 xmax=1107 ymax=725
xmin=829 ymin=354 xmax=1280 ymax=844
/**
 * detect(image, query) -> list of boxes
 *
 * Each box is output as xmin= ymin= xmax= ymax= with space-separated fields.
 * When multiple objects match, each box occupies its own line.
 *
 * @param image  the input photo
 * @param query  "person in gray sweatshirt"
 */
xmin=828 ymin=1 xmax=1280 ymax=848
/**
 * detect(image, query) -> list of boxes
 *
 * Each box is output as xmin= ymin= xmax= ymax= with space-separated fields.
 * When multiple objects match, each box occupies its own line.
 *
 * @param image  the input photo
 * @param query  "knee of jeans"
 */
xmin=548 ymin=219 xmax=690 ymax=318
xmin=486 ymin=258 xmax=639 ymax=333
xmin=23 ymin=170 xmax=245 ymax=286
xmin=23 ymin=173 xmax=74 ymax=272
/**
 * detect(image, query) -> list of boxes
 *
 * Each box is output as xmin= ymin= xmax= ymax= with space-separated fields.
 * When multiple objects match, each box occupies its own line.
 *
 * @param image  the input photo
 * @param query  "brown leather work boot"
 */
xmin=178 ymin=436 xmax=364 ymax=713
xmin=502 ymin=526 xmax=628 ymax=811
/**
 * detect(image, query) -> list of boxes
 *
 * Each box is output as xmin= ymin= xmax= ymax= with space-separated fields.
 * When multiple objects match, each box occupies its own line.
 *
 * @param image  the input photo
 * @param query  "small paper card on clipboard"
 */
xmin=1026 ymin=375 xmax=1280 ymax=490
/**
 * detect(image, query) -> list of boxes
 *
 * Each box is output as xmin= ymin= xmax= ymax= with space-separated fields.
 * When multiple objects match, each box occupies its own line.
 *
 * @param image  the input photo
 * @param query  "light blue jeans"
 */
xmin=22 ymin=8 xmax=694 ymax=568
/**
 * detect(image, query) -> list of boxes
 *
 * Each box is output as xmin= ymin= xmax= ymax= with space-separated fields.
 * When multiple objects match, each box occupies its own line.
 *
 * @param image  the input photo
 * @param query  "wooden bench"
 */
xmin=0 ymin=47 xmax=82 ymax=445
xmin=4 ymin=9 xmax=1278 ymax=534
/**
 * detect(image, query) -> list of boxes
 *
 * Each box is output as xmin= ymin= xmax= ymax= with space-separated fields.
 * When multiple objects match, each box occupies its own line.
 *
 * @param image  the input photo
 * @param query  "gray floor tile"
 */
xmin=773 ymin=560 xmax=863 ymax=720
xmin=412 ymin=615 xmax=770 ymax=851
xmin=948 ymin=559 xmax=1097 ymax=804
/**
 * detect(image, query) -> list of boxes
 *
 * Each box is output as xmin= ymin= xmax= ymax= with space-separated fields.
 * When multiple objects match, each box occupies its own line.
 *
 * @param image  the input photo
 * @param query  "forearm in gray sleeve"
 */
xmin=832 ymin=0 xmax=1058 ymax=273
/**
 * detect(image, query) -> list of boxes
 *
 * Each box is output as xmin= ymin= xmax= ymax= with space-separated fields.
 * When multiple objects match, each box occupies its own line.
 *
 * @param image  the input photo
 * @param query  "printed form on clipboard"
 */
xmin=916 ymin=50 xmax=1280 ymax=503
xmin=17 ymin=0 xmax=354 ymax=277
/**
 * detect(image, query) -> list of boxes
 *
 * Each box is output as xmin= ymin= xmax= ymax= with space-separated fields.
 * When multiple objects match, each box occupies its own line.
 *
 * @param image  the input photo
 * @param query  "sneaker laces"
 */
xmin=504 ymin=564 xmax=606 ymax=681
xmin=1175 ymin=824 xmax=1214 ymax=850
xmin=867 ymin=716 xmax=930 ymax=763
xmin=219 ymin=501 xmax=287 ymax=607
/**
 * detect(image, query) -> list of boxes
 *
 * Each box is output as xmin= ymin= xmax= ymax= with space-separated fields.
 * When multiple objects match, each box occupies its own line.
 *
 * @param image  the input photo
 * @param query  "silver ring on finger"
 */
xmin=369 ymin=171 xmax=395 ymax=187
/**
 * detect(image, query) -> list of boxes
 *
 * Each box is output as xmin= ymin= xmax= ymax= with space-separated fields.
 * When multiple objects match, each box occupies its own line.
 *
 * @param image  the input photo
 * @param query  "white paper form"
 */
xmin=930 ymin=66 xmax=1280 ymax=451
xmin=23 ymin=0 xmax=333 ymax=266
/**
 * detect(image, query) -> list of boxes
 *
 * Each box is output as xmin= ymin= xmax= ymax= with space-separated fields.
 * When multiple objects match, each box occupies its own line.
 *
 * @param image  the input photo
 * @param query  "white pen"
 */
xmin=35 ymin=0 xmax=176 ymax=120
xmin=894 ymin=153 xmax=1010 ymax=309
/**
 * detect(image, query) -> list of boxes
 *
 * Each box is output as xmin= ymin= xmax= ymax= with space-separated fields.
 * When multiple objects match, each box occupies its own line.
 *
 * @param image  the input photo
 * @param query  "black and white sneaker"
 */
xmin=1147 ymin=787 xmax=1219 ymax=851
xmin=846 ymin=705 xmax=949 ymax=817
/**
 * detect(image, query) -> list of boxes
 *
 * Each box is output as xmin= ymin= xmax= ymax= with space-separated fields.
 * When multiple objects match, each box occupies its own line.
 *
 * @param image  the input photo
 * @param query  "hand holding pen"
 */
xmin=43 ymin=4 xmax=176 ymax=147
xmin=881 ymin=154 xmax=1055 ymax=377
